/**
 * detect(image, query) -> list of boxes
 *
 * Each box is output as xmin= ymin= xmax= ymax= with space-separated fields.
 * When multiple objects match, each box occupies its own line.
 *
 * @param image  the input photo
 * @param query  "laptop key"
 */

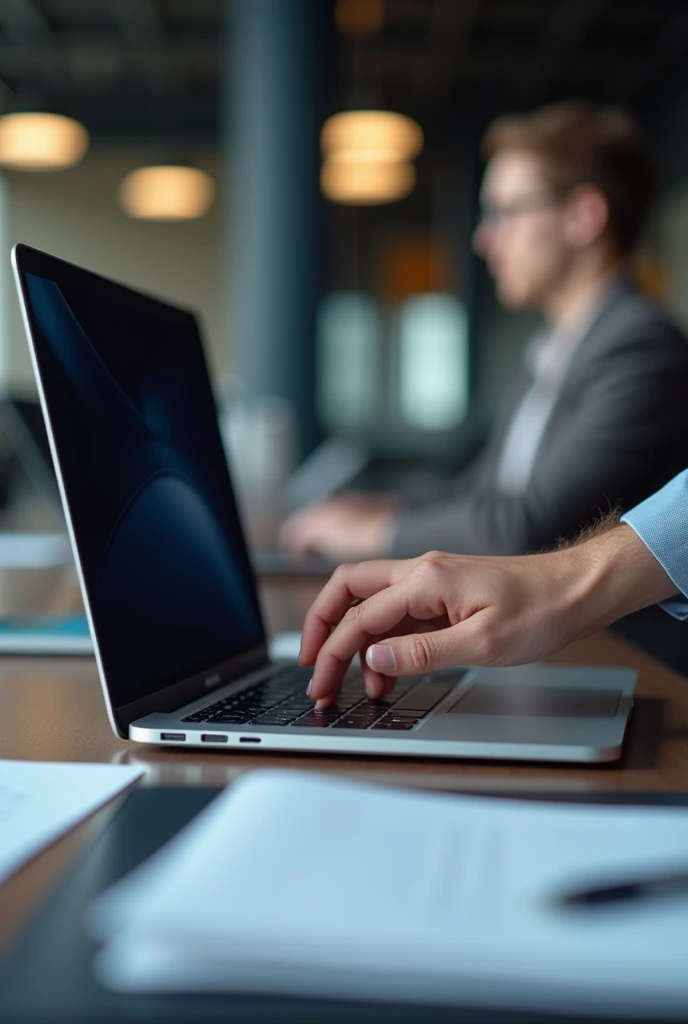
xmin=254 ymin=716 xmax=298 ymax=726
xmin=371 ymin=719 xmax=416 ymax=730
xmin=292 ymin=712 xmax=338 ymax=727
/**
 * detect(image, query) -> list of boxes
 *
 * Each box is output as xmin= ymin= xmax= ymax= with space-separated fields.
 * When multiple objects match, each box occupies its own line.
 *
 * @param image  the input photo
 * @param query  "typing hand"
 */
xmin=298 ymin=527 xmax=674 ymax=709
xmin=279 ymin=493 xmax=398 ymax=561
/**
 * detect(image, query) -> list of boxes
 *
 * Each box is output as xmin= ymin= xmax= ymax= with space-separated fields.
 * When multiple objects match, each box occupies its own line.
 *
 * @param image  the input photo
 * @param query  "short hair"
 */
xmin=481 ymin=101 xmax=657 ymax=255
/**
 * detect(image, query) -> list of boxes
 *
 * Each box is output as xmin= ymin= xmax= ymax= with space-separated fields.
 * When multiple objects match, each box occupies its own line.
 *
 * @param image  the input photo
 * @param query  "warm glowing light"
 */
xmin=321 ymin=156 xmax=415 ymax=205
xmin=335 ymin=0 xmax=385 ymax=38
xmin=118 ymin=165 xmax=215 ymax=220
xmin=321 ymin=110 xmax=423 ymax=163
xmin=0 ymin=112 xmax=88 ymax=171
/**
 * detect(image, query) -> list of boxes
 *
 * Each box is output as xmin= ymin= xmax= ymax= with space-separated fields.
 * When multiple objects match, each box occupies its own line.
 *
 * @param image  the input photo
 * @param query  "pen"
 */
xmin=558 ymin=868 xmax=688 ymax=907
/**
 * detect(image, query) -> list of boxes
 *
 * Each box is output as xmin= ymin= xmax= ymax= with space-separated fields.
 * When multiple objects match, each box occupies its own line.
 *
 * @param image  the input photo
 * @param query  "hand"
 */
xmin=299 ymin=526 xmax=677 ymax=708
xmin=279 ymin=493 xmax=399 ymax=561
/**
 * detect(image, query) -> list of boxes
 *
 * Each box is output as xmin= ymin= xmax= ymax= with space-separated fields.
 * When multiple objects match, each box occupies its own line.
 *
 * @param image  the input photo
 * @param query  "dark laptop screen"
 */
xmin=20 ymin=253 xmax=264 ymax=709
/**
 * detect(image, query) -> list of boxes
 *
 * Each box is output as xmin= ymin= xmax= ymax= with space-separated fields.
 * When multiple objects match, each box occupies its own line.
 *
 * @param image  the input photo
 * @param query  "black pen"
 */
xmin=558 ymin=868 xmax=688 ymax=908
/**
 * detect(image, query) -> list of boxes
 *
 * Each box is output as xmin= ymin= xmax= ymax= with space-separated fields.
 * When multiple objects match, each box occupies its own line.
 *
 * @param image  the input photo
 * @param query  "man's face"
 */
xmin=473 ymin=150 xmax=572 ymax=309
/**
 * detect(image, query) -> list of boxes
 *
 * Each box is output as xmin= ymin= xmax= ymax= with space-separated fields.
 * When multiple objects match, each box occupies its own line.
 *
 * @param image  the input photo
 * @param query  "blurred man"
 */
xmin=281 ymin=102 xmax=688 ymax=560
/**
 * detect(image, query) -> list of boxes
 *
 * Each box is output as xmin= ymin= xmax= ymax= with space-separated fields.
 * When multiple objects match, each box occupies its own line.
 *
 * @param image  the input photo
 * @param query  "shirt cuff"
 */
xmin=621 ymin=471 xmax=688 ymax=621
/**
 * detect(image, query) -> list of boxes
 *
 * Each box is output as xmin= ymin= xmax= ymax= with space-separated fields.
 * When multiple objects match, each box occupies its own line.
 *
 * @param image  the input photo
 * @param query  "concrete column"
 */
xmin=225 ymin=0 xmax=325 ymax=458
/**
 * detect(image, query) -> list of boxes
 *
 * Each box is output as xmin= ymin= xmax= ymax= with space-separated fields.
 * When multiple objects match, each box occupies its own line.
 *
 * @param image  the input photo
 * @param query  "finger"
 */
xmin=308 ymin=576 xmax=442 ymax=702
xmin=359 ymin=648 xmax=389 ymax=700
xmin=299 ymin=560 xmax=410 ymax=667
xmin=366 ymin=613 xmax=493 ymax=677
xmin=358 ymin=615 xmax=447 ymax=698
xmin=312 ymin=609 xmax=451 ymax=707
xmin=315 ymin=646 xmax=387 ymax=709
xmin=380 ymin=675 xmax=398 ymax=696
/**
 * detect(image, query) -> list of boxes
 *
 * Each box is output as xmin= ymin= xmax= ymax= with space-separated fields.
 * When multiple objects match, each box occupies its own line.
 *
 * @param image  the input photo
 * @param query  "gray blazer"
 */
xmin=390 ymin=281 xmax=688 ymax=557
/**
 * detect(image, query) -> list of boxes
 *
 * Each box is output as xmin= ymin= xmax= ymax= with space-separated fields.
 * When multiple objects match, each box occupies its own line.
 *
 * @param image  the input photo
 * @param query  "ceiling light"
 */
xmin=118 ymin=165 xmax=215 ymax=221
xmin=335 ymin=0 xmax=385 ymax=38
xmin=321 ymin=156 xmax=416 ymax=205
xmin=321 ymin=110 xmax=423 ymax=163
xmin=0 ymin=112 xmax=88 ymax=171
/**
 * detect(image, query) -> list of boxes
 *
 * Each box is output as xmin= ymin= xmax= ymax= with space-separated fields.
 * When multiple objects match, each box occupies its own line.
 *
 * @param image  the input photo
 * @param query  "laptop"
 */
xmin=0 ymin=382 xmax=342 ymax=580
xmin=12 ymin=243 xmax=636 ymax=763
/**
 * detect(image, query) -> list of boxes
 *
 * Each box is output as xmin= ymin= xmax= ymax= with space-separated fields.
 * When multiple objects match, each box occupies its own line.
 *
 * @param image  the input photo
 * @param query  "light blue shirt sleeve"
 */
xmin=620 ymin=468 xmax=688 ymax=620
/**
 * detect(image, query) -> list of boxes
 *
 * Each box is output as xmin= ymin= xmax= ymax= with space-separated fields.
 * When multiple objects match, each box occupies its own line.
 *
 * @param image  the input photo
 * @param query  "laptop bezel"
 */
xmin=12 ymin=243 xmax=271 ymax=738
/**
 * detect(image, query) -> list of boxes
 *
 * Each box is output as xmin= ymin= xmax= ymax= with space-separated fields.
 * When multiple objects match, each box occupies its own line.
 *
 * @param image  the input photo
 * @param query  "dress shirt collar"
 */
xmin=524 ymin=275 xmax=630 ymax=384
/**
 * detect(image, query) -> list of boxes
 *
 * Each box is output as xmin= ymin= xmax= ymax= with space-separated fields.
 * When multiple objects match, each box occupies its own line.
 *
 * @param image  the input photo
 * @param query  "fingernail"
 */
xmin=366 ymin=643 xmax=397 ymax=674
xmin=306 ymin=678 xmax=313 ymax=697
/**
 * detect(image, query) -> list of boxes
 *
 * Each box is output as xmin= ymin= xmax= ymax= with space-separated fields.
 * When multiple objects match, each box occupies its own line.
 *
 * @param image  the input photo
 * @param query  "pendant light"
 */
xmin=0 ymin=111 xmax=89 ymax=171
xmin=320 ymin=110 xmax=423 ymax=205
xmin=118 ymin=164 xmax=215 ymax=221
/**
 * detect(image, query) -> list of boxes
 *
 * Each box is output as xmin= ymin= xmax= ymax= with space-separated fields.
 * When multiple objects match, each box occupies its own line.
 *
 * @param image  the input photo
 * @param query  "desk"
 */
xmin=1 ymin=574 xmax=688 ymax=957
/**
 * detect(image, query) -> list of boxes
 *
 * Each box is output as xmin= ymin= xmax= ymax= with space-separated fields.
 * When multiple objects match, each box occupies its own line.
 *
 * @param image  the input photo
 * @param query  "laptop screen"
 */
xmin=18 ymin=250 xmax=265 ymax=711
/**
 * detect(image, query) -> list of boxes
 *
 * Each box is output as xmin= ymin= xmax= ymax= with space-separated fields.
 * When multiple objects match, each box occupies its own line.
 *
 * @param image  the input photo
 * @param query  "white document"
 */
xmin=267 ymin=631 xmax=301 ymax=661
xmin=0 ymin=532 xmax=71 ymax=568
xmin=0 ymin=760 xmax=144 ymax=885
xmin=90 ymin=770 xmax=688 ymax=1018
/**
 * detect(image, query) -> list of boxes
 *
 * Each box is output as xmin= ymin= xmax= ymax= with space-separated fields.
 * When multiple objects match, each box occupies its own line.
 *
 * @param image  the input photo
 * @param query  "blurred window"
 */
xmin=316 ymin=291 xmax=380 ymax=430
xmin=396 ymin=293 xmax=468 ymax=429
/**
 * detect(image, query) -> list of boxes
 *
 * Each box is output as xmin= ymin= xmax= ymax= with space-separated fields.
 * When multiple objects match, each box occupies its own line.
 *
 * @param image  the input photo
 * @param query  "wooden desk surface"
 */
xmin=1 ymin=574 xmax=688 ymax=954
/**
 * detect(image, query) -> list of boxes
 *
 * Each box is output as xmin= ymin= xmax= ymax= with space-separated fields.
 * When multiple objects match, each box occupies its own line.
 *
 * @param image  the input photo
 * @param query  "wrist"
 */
xmin=562 ymin=525 xmax=679 ymax=636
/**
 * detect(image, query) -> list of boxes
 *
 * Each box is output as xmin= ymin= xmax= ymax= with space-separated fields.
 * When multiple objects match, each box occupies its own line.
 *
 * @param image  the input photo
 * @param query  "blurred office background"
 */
xmin=1 ymin=0 xmax=688 ymax=516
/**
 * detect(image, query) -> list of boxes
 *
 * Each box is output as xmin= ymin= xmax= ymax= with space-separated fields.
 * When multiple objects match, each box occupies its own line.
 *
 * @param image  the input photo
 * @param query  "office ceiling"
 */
xmin=0 ymin=0 xmax=687 ymax=142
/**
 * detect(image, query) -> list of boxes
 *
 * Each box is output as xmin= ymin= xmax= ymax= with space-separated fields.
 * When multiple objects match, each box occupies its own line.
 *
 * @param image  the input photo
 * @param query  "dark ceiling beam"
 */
xmin=513 ymin=0 xmax=609 ymax=103
xmin=412 ymin=0 xmax=482 ymax=98
xmin=0 ymin=0 xmax=50 ymax=42
xmin=346 ymin=43 xmax=639 ymax=84
xmin=615 ymin=6 xmax=688 ymax=99
xmin=0 ymin=41 xmax=219 ymax=76
xmin=0 ymin=0 xmax=65 ymax=99
xmin=107 ymin=0 xmax=177 ymax=96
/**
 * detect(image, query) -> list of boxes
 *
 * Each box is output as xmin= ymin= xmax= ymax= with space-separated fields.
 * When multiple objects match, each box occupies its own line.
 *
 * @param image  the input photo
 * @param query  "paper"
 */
xmin=0 ymin=614 xmax=93 ymax=654
xmin=0 ymin=532 xmax=71 ymax=568
xmin=267 ymin=631 xmax=301 ymax=661
xmin=0 ymin=760 xmax=144 ymax=885
xmin=90 ymin=771 xmax=688 ymax=1018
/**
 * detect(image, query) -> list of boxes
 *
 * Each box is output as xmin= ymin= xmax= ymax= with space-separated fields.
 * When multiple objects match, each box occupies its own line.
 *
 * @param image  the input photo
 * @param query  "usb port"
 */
xmin=160 ymin=732 xmax=185 ymax=741
xmin=201 ymin=733 xmax=228 ymax=744
xmin=239 ymin=737 xmax=261 ymax=744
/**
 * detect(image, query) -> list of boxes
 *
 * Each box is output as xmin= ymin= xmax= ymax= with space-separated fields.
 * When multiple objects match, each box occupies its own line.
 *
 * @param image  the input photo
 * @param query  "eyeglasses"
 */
xmin=476 ymin=192 xmax=563 ymax=229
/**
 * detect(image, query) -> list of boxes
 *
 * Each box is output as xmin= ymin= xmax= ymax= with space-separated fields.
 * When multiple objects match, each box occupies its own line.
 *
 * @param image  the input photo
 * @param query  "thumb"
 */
xmin=366 ymin=624 xmax=471 ymax=677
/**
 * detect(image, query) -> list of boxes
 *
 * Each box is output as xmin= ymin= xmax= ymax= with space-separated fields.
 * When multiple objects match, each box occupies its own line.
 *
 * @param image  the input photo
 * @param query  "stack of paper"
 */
xmin=89 ymin=771 xmax=688 ymax=1018
xmin=0 ymin=760 xmax=144 ymax=884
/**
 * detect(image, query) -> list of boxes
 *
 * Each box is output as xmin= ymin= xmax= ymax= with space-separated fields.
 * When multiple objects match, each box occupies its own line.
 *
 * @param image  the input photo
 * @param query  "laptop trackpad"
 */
xmin=448 ymin=684 xmax=621 ymax=718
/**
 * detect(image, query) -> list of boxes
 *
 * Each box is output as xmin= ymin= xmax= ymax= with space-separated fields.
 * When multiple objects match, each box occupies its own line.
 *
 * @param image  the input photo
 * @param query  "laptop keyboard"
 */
xmin=182 ymin=665 xmax=465 ymax=732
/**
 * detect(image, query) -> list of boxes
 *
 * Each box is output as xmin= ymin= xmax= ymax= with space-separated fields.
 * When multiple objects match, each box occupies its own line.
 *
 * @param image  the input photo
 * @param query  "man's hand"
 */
xmin=279 ymin=493 xmax=399 ymax=561
xmin=299 ymin=526 xmax=677 ymax=708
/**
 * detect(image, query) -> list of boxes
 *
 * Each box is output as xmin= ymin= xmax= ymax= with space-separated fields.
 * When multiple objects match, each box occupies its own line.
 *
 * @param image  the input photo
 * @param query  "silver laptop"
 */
xmin=13 ymin=244 xmax=636 ymax=764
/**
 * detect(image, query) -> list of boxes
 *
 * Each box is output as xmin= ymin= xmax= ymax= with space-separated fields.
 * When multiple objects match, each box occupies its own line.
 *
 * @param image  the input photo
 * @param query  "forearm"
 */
xmin=557 ymin=524 xmax=679 ymax=640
